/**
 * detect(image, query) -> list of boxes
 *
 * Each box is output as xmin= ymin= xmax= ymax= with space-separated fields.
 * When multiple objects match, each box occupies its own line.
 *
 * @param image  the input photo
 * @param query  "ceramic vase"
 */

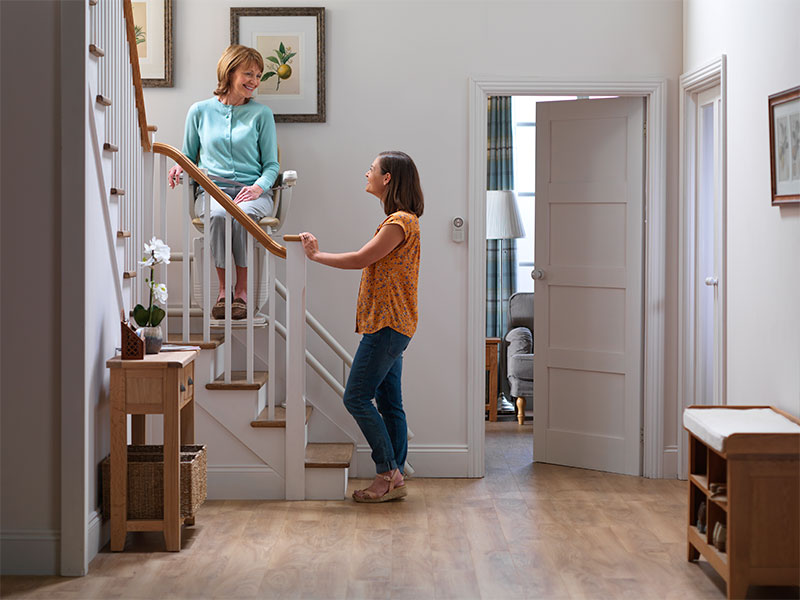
xmin=139 ymin=325 xmax=163 ymax=354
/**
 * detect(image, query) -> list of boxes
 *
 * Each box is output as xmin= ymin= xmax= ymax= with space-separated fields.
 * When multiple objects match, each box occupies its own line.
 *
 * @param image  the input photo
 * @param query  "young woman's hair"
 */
xmin=214 ymin=45 xmax=264 ymax=97
xmin=378 ymin=151 xmax=424 ymax=217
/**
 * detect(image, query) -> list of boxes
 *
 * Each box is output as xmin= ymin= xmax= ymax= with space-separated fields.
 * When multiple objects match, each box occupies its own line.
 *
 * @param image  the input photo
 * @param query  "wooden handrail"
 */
xmin=151 ymin=142 xmax=287 ymax=259
xmin=121 ymin=0 xmax=151 ymax=152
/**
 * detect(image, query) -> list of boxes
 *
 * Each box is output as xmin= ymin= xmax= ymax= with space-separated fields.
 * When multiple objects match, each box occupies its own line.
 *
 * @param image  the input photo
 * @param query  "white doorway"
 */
xmin=467 ymin=77 xmax=668 ymax=479
xmin=678 ymin=57 xmax=728 ymax=480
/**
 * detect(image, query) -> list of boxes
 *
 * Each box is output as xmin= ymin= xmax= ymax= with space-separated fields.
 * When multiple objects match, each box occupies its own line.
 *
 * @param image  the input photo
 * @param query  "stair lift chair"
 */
xmin=506 ymin=292 xmax=533 ymax=425
xmin=189 ymin=170 xmax=298 ymax=319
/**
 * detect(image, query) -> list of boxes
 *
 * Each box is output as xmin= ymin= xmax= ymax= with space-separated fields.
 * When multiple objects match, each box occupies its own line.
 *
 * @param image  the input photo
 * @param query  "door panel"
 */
xmin=534 ymin=97 xmax=645 ymax=476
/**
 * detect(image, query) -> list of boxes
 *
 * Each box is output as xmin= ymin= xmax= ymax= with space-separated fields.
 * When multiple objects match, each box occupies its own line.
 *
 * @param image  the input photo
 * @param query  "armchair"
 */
xmin=506 ymin=292 xmax=533 ymax=425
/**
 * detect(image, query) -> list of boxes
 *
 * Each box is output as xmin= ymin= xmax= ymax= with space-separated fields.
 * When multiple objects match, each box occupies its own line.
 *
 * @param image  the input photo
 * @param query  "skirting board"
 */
xmin=88 ymin=509 xmax=109 ymax=568
xmin=663 ymin=445 xmax=679 ymax=479
xmin=354 ymin=444 xmax=472 ymax=478
xmin=0 ymin=529 xmax=59 ymax=575
xmin=207 ymin=465 xmax=285 ymax=500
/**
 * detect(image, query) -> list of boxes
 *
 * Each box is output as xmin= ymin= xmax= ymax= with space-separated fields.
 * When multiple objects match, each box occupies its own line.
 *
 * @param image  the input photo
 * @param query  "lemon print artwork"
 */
xmin=261 ymin=42 xmax=296 ymax=91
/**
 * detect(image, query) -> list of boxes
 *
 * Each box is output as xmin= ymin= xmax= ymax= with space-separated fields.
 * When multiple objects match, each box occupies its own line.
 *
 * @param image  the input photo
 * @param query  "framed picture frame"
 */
xmin=231 ymin=7 xmax=326 ymax=123
xmin=131 ymin=0 xmax=173 ymax=87
xmin=768 ymin=85 xmax=800 ymax=205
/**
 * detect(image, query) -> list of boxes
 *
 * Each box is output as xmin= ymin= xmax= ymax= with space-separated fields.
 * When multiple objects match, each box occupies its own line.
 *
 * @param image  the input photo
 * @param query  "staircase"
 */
xmin=87 ymin=0 xmax=356 ymax=501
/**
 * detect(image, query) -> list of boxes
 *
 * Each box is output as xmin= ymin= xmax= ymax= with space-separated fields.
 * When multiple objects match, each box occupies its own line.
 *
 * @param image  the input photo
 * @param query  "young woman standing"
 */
xmin=300 ymin=151 xmax=423 ymax=502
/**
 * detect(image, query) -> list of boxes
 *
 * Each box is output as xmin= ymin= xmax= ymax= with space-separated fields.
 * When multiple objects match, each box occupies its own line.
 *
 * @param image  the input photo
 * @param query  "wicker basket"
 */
xmin=102 ymin=444 xmax=207 ymax=520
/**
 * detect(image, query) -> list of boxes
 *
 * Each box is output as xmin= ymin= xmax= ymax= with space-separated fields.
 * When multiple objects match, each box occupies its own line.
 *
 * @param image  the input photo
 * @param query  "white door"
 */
xmin=693 ymin=86 xmax=725 ymax=407
xmin=533 ymin=97 xmax=645 ymax=476
xmin=678 ymin=83 xmax=726 ymax=479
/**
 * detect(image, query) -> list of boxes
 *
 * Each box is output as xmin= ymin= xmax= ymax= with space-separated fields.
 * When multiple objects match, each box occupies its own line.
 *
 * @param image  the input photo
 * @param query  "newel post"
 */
xmin=284 ymin=237 xmax=307 ymax=499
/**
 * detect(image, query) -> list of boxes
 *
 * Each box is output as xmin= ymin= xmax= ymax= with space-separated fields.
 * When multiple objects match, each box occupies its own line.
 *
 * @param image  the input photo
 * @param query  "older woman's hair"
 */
xmin=214 ymin=45 xmax=264 ymax=97
xmin=378 ymin=151 xmax=424 ymax=217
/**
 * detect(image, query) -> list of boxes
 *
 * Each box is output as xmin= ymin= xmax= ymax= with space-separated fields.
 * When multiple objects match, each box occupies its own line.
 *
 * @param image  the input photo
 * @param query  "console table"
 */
xmin=107 ymin=350 xmax=198 ymax=551
xmin=485 ymin=337 xmax=501 ymax=421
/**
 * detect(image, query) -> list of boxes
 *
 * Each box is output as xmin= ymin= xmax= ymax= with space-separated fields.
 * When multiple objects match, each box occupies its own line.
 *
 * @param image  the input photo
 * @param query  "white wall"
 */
xmin=145 ymin=0 xmax=684 ymax=474
xmin=0 ymin=0 xmax=63 ymax=575
xmin=685 ymin=0 xmax=800 ymax=416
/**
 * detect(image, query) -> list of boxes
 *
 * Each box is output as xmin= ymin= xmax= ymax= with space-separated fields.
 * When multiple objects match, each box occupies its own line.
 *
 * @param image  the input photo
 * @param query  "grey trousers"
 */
xmin=194 ymin=184 xmax=274 ymax=269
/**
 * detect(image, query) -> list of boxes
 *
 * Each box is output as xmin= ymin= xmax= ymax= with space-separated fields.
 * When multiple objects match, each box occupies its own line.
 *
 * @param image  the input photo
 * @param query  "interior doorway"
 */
xmin=484 ymin=95 xmax=613 ymax=429
xmin=467 ymin=77 xmax=669 ymax=479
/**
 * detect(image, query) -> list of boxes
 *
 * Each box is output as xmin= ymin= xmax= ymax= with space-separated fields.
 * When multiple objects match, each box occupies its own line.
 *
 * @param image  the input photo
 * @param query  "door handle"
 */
xmin=531 ymin=269 xmax=545 ymax=280
xmin=704 ymin=277 xmax=718 ymax=286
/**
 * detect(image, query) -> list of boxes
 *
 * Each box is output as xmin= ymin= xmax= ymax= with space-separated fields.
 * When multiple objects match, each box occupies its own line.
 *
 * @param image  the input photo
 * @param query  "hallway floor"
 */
xmin=3 ymin=422 xmax=796 ymax=599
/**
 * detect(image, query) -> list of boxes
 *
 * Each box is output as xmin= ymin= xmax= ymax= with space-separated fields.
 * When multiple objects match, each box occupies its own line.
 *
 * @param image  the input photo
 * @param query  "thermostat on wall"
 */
xmin=452 ymin=216 xmax=465 ymax=242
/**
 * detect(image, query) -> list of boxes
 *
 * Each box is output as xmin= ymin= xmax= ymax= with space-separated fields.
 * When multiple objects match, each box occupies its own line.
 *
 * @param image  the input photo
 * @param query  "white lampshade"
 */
xmin=486 ymin=190 xmax=525 ymax=240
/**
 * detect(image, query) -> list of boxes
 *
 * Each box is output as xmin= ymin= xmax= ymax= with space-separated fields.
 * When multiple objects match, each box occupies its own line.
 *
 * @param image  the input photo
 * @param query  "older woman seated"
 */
xmin=168 ymin=44 xmax=279 ymax=319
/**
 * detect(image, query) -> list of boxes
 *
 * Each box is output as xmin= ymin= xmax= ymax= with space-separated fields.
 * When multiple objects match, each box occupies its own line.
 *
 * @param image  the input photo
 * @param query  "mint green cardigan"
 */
xmin=181 ymin=97 xmax=279 ymax=192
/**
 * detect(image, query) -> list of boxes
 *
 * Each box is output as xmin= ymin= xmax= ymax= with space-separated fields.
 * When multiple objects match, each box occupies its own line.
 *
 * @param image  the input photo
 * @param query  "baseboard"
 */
xmin=87 ymin=509 xmax=109 ymax=566
xmin=354 ymin=444 xmax=472 ymax=478
xmin=206 ymin=464 xmax=285 ymax=499
xmin=0 ymin=529 xmax=60 ymax=575
xmin=663 ymin=445 xmax=678 ymax=478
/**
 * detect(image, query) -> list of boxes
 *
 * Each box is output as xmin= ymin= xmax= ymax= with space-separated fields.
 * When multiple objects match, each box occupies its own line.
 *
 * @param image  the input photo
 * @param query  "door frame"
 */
xmin=677 ymin=56 xmax=727 ymax=480
xmin=467 ymin=76 xmax=668 ymax=478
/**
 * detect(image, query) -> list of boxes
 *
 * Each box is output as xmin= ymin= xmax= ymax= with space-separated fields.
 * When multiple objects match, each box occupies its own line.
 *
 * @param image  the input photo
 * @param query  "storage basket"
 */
xmin=102 ymin=444 xmax=207 ymax=520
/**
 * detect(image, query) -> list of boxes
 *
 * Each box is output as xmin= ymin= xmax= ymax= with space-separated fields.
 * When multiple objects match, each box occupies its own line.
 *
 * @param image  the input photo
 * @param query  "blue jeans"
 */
xmin=343 ymin=327 xmax=411 ymax=474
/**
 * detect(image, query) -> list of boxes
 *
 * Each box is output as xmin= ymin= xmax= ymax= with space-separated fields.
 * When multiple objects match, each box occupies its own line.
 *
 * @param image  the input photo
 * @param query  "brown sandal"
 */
xmin=353 ymin=469 xmax=407 ymax=503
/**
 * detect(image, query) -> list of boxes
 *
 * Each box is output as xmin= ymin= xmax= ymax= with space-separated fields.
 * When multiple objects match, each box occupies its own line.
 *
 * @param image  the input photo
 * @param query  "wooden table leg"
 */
xmin=163 ymin=369 xmax=181 ymax=551
xmin=110 ymin=372 xmax=128 ymax=552
xmin=181 ymin=399 xmax=194 ymax=445
xmin=131 ymin=415 xmax=146 ymax=444
xmin=486 ymin=339 xmax=499 ymax=422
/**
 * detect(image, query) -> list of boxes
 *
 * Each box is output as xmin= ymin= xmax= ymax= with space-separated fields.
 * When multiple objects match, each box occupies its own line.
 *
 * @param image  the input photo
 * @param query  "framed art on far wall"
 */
xmin=131 ymin=0 xmax=173 ymax=87
xmin=768 ymin=85 xmax=800 ymax=205
xmin=231 ymin=7 xmax=326 ymax=123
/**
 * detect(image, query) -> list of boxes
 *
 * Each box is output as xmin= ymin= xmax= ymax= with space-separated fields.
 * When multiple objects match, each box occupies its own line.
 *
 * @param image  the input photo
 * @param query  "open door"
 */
xmin=533 ymin=97 xmax=645 ymax=476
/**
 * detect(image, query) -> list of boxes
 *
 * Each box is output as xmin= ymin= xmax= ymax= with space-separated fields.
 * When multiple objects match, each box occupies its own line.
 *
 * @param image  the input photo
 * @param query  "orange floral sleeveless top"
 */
xmin=356 ymin=211 xmax=420 ymax=338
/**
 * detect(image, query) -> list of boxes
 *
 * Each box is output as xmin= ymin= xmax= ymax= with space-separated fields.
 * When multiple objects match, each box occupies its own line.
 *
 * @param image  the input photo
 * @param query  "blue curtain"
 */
xmin=486 ymin=96 xmax=517 ymax=339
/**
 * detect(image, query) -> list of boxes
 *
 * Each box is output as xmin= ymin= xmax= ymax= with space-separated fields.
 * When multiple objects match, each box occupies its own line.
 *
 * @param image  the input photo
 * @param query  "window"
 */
xmin=511 ymin=96 xmax=617 ymax=293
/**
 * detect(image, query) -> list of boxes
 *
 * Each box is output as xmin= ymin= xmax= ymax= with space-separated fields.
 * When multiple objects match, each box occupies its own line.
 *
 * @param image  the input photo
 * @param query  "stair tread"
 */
xmin=251 ymin=405 xmax=312 ymax=428
xmin=206 ymin=371 xmax=267 ymax=390
xmin=305 ymin=443 xmax=354 ymax=468
xmin=167 ymin=333 xmax=224 ymax=349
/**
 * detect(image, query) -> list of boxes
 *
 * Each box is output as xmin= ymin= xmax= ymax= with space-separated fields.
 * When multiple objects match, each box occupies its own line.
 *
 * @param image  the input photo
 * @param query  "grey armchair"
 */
xmin=506 ymin=292 xmax=533 ymax=425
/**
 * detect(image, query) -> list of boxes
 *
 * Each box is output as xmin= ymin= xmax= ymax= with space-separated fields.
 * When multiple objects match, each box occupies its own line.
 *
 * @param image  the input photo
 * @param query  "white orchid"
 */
xmin=139 ymin=237 xmax=171 ymax=267
xmin=150 ymin=281 xmax=168 ymax=304
xmin=132 ymin=238 xmax=170 ymax=329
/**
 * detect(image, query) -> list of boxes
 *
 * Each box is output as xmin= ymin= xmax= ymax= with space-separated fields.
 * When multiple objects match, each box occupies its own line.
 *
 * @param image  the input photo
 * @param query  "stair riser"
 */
xmin=305 ymin=468 xmax=349 ymax=500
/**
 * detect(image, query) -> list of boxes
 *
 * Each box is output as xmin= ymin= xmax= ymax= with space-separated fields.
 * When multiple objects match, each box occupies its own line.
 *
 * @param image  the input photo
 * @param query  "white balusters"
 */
xmin=202 ymin=185 xmax=211 ymax=344
xmin=182 ymin=178 xmax=191 ymax=341
xmin=267 ymin=251 xmax=277 ymax=421
xmin=224 ymin=213 xmax=232 ymax=383
xmin=284 ymin=240 xmax=307 ymax=500
xmin=246 ymin=235 xmax=254 ymax=385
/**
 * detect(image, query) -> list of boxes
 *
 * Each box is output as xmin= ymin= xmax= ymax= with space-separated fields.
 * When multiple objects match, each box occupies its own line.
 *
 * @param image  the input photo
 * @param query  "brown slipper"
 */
xmin=231 ymin=297 xmax=247 ymax=320
xmin=211 ymin=297 xmax=225 ymax=319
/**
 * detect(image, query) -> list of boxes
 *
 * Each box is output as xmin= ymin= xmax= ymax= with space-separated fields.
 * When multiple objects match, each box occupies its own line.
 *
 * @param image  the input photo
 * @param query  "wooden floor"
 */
xmin=3 ymin=422 xmax=796 ymax=599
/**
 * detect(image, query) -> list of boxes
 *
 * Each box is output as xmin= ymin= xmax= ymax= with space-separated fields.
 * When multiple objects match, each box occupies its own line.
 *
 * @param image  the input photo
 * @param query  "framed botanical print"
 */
xmin=131 ymin=0 xmax=173 ymax=87
xmin=231 ymin=7 xmax=326 ymax=123
xmin=768 ymin=85 xmax=800 ymax=205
